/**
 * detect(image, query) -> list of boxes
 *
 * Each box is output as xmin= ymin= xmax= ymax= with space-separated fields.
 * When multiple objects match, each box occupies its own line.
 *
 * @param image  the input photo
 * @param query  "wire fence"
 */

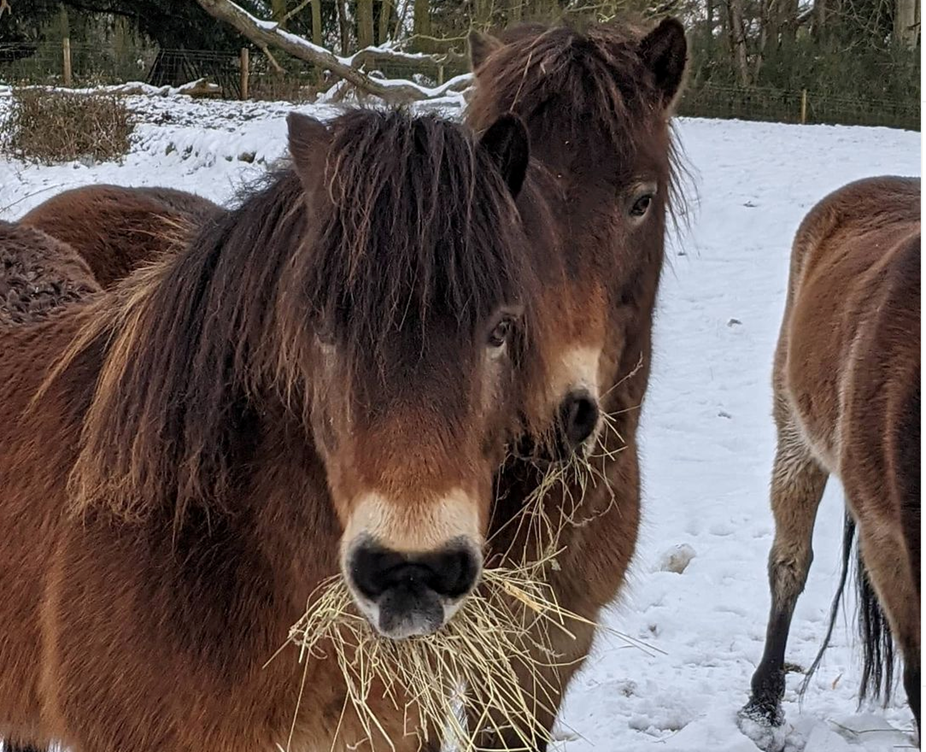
xmin=0 ymin=39 xmax=919 ymax=131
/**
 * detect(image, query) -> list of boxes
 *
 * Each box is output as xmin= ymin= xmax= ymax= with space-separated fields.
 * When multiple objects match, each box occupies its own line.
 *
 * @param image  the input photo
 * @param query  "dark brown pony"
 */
xmin=0 ymin=108 xmax=561 ymax=752
xmin=741 ymin=177 xmax=920 ymax=739
xmin=18 ymin=185 xmax=221 ymax=287
xmin=460 ymin=17 xmax=688 ymax=747
xmin=0 ymin=220 xmax=99 ymax=326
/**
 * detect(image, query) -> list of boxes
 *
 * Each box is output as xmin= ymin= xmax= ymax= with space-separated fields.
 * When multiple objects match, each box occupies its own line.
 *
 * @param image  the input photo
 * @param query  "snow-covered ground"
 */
xmin=0 ymin=94 xmax=919 ymax=752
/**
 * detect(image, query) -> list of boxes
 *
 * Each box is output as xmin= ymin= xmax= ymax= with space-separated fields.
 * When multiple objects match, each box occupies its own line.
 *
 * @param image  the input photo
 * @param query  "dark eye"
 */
xmin=630 ymin=193 xmax=654 ymax=218
xmin=488 ymin=317 xmax=514 ymax=348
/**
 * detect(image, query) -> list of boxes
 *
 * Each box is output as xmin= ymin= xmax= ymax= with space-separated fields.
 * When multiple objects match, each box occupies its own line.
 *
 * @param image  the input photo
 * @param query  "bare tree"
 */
xmin=0 ymin=0 xmax=11 ymax=18
xmin=311 ymin=0 xmax=322 ymax=44
xmin=894 ymin=0 xmax=919 ymax=47
xmin=726 ymin=0 xmax=750 ymax=84
xmin=271 ymin=0 xmax=287 ymax=24
xmin=195 ymin=0 xmax=471 ymax=101
xmin=357 ymin=0 xmax=374 ymax=47
xmin=413 ymin=0 xmax=431 ymax=48
xmin=336 ymin=0 xmax=350 ymax=53
xmin=379 ymin=0 xmax=393 ymax=43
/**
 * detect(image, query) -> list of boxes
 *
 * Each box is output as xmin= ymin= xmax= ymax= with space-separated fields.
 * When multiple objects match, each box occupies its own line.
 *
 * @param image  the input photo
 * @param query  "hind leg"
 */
xmin=742 ymin=405 xmax=829 ymax=727
xmin=855 ymin=522 xmax=921 ymax=736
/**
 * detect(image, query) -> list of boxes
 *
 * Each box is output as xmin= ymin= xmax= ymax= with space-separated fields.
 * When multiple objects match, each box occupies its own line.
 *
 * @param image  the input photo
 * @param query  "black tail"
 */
xmin=800 ymin=513 xmax=895 ymax=706
xmin=856 ymin=540 xmax=895 ymax=704
xmin=800 ymin=513 xmax=855 ymax=699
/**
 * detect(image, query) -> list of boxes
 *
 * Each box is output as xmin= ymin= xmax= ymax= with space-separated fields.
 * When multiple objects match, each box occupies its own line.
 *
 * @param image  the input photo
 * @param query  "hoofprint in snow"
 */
xmin=0 ymin=92 xmax=919 ymax=752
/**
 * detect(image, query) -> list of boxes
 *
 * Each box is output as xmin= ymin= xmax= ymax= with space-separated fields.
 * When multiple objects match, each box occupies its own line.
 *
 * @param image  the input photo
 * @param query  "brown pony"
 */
xmin=0 ymin=224 xmax=102 ymax=752
xmin=0 ymin=220 xmax=100 ymax=326
xmin=460 ymin=17 xmax=688 ymax=747
xmin=0 ymin=108 xmax=565 ymax=752
xmin=741 ymin=177 xmax=920 ymax=738
xmin=18 ymin=184 xmax=222 ymax=288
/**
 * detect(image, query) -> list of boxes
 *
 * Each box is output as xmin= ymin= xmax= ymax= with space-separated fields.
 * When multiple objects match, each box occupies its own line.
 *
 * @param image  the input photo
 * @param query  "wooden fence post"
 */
xmin=240 ymin=47 xmax=249 ymax=100
xmin=800 ymin=89 xmax=808 ymax=124
xmin=62 ymin=37 xmax=72 ymax=87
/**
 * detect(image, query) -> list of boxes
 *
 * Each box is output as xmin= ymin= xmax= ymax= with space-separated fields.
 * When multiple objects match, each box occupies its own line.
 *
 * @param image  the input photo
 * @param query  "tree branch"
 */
xmin=195 ymin=0 xmax=470 ymax=102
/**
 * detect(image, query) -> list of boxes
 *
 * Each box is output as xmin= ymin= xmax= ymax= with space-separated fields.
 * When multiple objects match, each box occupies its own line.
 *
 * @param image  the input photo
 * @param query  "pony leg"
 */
xmin=742 ymin=406 xmax=829 ymax=727
xmin=855 ymin=521 xmax=921 ymax=736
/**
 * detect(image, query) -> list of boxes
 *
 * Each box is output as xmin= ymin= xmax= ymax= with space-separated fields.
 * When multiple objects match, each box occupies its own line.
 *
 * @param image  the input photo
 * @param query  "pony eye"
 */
xmin=630 ymin=194 xmax=654 ymax=218
xmin=488 ymin=317 xmax=513 ymax=348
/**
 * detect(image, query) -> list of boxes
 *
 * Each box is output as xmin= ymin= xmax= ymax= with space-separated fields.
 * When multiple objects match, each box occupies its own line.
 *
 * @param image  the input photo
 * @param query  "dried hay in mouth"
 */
xmin=273 ymin=356 xmax=657 ymax=751
xmin=275 ymin=556 xmax=573 ymax=752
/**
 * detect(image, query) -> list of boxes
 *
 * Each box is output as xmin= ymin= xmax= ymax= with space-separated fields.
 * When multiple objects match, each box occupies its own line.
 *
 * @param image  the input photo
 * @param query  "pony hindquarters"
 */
xmin=19 ymin=184 xmax=222 ymax=288
xmin=0 ymin=220 xmax=100 ymax=325
xmin=742 ymin=177 xmax=921 ymax=737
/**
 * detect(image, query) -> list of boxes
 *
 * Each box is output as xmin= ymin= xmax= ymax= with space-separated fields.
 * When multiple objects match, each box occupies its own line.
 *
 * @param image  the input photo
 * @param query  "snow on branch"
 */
xmin=195 ymin=0 xmax=472 ymax=102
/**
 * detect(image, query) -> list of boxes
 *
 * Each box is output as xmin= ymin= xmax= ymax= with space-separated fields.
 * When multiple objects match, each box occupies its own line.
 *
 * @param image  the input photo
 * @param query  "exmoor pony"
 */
xmin=462 ymin=17 xmax=688 ymax=747
xmin=0 ymin=108 xmax=575 ymax=751
xmin=742 ymin=176 xmax=920 ymax=738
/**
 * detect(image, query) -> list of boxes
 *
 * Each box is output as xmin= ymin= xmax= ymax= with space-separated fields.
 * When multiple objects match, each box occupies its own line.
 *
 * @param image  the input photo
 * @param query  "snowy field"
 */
xmin=0 ymin=93 xmax=920 ymax=752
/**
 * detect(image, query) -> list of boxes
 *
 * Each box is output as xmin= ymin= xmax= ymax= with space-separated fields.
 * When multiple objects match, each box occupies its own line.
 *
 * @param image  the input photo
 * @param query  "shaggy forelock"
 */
xmin=291 ymin=109 xmax=531 ymax=374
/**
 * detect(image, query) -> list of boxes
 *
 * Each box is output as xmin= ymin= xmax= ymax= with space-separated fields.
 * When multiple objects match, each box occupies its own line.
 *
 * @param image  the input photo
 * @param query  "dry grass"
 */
xmin=278 ymin=561 xmax=569 ymax=751
xmin=0 ymin=88 xmax=134 ymax=164
xmin=274 ymin=356 xmax=657 ymax=751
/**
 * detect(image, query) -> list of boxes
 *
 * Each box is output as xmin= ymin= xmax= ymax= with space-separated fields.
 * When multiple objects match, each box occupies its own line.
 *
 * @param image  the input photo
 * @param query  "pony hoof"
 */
xmin=737 ymin=701 xmax=786 ymax=752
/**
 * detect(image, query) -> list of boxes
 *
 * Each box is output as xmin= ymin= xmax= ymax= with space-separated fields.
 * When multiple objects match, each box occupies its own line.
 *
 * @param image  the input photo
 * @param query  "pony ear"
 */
xmin=287 ymin=112 xmax=331 ymax=180
xmin=638 ymin=18 xmax=688 ymax=108
xmin=479 ymin=114 xmax=530 ymax=198
xmin=469 ymin=29 xmax=503 ymax=70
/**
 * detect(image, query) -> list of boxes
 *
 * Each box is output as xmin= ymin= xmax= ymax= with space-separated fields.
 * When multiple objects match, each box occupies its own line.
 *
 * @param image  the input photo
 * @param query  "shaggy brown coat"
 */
xmin=743 ymin=176 xmax=920 ymax=735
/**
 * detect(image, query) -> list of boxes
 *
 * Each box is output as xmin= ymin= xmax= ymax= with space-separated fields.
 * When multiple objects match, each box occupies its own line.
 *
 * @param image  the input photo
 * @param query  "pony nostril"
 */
xmin=349 ymin=539 xmax=480 ymax=602
xmin=560 ymin=390 xmax=600 ymax=449
xmin=429 ymin=544 xmax=480 ymax=599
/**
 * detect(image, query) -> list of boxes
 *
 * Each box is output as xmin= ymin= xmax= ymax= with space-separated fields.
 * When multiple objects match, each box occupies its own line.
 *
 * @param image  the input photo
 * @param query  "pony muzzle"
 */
xmin=345 ymin=535 xmax=482 ymax=639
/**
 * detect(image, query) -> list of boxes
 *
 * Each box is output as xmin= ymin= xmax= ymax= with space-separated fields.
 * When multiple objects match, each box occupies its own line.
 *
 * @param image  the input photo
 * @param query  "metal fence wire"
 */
xmin=0 ymin=40 xmax=919 ymax=131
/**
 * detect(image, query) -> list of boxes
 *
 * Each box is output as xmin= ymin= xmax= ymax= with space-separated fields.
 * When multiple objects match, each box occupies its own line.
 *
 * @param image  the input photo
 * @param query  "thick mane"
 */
xmin=469 ymin=22 xmax=659 ymax=154
xmin=291 ymin=109 xmax=531 ymax=373
xmin=57 ymin=109 xmax=534 ymax=525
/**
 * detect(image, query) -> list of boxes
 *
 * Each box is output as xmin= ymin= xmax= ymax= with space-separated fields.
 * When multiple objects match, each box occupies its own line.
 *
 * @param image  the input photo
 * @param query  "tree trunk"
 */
xmin=378 ymin=0 xmax=392 ymax=43
xmin=271 ymin=0 xmax=287 ymax=26
xmin=811 ymin=0 xmax=826 ymax=38
xmin=894 ymin=0 xmax=919 ymax=47
xmin=311 ymin=0 xmax=323 ymax=45
xmin=412 ymin=0 xmax=431 ymax=50
xmin=337 ymin=0 xmax=350 ymax=54
xmin=357 ymin=0 xmax=374 ymax=49
xmin=726 ymin=0 xmax=750 ymax=85
xmin=776 ymin=0 xmax=798 ymax=42
xmin=475 ymin=0 xmax=491 ymax=28
xmin=508 ymin=0 xmax=522 ymax=24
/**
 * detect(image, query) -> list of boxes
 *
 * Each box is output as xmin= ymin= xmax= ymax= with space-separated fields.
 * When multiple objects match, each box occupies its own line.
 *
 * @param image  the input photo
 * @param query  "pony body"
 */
xmin=0 ymin=108 xmax=553 ymax=751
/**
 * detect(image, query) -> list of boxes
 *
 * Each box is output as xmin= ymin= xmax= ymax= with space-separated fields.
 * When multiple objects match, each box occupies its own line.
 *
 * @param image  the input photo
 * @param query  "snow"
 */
xmin=0 ymin=93 xmax=919 ymax=752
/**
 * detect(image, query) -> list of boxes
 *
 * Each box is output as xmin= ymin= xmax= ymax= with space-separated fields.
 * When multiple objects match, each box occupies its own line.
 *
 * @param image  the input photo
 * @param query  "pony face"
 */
xmin=468 ymin=19 xmax=687 ymax=453
xmin=287 ymin=111 xmax=535 ymax=639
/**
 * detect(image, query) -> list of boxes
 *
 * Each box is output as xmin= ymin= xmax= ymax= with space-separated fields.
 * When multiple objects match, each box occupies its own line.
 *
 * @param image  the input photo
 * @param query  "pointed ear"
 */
xmin=638 ymin=18 xmax=687 ymax=108
xmin=479 ymin=114 xmax=529 ymax=198
xmin=287 ymin=111 xmax=330 ymax=181
xmin=469 ymin=29 xmax=503 ymax=71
